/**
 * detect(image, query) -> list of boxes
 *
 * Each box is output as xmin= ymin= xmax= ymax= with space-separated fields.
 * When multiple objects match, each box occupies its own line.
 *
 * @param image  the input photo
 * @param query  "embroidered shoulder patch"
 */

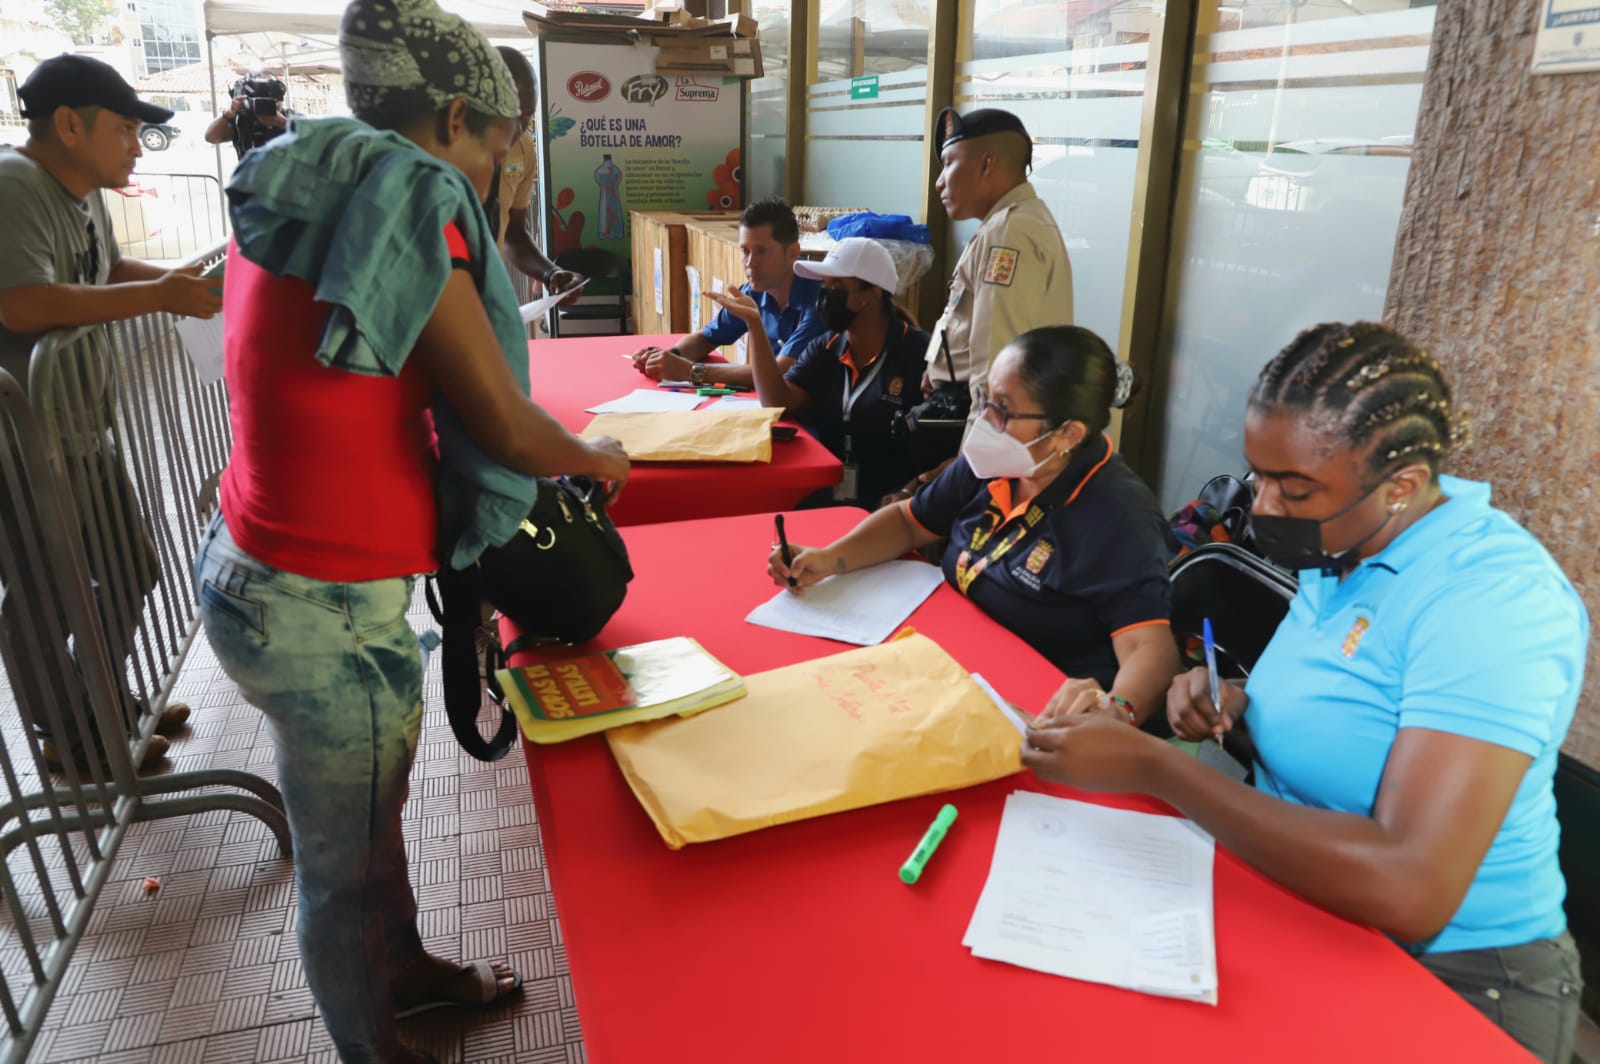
xmin=1341 ymin=617 xmax=1370 ymax=658
xmin=984 ymin=246 xmax=1019 ymax=286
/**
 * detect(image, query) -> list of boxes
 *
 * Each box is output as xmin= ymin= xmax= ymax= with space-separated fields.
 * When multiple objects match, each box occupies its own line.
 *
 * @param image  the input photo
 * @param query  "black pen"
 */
xmin=775 ymin=513 xmax=797 ymax=588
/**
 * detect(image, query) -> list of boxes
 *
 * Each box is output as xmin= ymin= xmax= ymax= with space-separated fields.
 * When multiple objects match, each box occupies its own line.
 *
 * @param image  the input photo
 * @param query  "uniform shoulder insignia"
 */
xmin=984 ymin=246 xmax=1020 ymax=287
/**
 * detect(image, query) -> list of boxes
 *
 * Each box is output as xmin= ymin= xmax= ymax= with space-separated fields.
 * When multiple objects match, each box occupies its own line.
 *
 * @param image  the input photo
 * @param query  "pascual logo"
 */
xmin=674 ymin=78 xmax=719 ymax=103
xmin=567 ymin=72 xmax=611 ymax=102
xmin=620 ymin=74 xmax=669 ymax=105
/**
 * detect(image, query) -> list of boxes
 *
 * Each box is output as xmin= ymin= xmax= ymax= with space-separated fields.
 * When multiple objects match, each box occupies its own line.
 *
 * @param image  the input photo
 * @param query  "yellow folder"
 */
xmin=581 ymin=407 xmax=783 ymax=462
xmin=606 ymin=633 xmax=1023 ymax=848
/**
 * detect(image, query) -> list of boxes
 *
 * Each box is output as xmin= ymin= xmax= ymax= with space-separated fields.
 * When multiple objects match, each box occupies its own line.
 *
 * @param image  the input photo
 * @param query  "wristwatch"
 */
xmin=689 ymin=361 xmax=708 ymax=386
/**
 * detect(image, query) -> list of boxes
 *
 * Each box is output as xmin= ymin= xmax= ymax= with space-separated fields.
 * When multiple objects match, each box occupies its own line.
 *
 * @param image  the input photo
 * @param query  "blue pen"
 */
xmin=1202 ymin=618 xmax=1225 ymax=748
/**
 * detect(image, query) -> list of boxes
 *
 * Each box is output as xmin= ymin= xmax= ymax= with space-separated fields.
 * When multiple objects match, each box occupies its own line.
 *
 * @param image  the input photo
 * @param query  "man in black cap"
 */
xmin=925 ymin=106 xmax=1073 ymax=412
xmin=0 ymin=53 xmax=220 ymax=771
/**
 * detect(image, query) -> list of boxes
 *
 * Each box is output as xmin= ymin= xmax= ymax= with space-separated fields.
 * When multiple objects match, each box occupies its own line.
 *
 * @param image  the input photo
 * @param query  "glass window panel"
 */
xmin=1151 ymin=1 xmax=1437 ymax=509
xmin=815 ymin=0 xmax=929 ymax=80
xmin=951 ymin=1 xmax=1152 ymax=354
xmin=746 ymin=0 xmax=790 ymax=203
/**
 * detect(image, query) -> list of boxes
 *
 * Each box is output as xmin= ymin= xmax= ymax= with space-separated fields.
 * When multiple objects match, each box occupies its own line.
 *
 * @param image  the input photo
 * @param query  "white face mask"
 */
xmin=960 ymin=417 xmax=1058 ymax=480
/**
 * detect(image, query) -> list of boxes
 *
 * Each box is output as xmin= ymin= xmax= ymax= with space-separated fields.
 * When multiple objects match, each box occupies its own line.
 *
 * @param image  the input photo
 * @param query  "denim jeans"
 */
xmin=1418 ymin=930 xmax=1584 ymax=1064
xmin=195 ymin=514 xmax=426 ymax=1062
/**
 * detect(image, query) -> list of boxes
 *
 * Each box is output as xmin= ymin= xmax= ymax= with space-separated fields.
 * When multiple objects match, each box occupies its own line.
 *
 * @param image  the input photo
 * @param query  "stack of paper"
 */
xmin=964 ymin=792 xmax=1219 ymax=1004
xmin=744 ymin=560 xmax=945 ymax=645
xmin=497 ymin=636 xmax=745 ymax=743
xmin=584 ymin=389 xmax=706 ymax=414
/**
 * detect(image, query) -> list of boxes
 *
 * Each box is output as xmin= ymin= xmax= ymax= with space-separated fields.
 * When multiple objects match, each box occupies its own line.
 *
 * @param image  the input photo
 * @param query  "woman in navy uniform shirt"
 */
xmin=768 ymin=325 xmax=1179 ymax=724
xmin=712 ymin=237 xmax=929 ymax=509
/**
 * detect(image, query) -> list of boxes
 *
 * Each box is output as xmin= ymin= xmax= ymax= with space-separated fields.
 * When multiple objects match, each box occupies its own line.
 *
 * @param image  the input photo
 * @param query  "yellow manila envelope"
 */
xmin=605 ymin=633 xmax=1023 ymax=848
xmin=581 ymin=407 xmax=783 ymax=462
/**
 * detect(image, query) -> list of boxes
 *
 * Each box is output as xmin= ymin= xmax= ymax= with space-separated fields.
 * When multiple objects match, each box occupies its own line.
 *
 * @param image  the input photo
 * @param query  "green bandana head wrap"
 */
xmin=340 ymin=0 xmax=519 ymax=121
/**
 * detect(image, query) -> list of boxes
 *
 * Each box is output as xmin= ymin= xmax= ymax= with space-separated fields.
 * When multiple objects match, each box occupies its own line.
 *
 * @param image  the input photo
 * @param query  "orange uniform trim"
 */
xmin=901 ymin=499 xmax=938 ymax=539
xmin=1110 ymin=618 xmax=1171 ymax=638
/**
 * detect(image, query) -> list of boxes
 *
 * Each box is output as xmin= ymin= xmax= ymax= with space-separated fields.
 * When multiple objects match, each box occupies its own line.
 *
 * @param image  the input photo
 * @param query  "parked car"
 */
xmin=139 ymin=122 xmax=181 ymax=151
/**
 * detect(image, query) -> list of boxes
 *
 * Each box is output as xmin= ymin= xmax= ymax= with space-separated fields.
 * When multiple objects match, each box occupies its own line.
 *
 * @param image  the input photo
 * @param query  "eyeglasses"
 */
xmin=973 ymin=383 xmax=1051 ymax=430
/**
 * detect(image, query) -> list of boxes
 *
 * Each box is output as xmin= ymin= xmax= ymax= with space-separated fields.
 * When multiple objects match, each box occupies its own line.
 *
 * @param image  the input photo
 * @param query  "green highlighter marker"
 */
xmin=899 ymin=804 xmax=958 ymax=885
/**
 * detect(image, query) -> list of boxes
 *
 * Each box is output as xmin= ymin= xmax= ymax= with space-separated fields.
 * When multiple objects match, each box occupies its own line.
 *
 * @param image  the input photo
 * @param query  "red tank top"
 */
xmin=218 ymin=226 xmax=468 ymax=581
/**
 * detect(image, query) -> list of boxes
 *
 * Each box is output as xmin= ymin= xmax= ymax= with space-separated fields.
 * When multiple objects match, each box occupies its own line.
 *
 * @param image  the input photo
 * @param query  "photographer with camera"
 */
xmin=721 ymin=238 xmax=927 ymax=510
xmin=205 ymin=73 xmax=289 ymax=160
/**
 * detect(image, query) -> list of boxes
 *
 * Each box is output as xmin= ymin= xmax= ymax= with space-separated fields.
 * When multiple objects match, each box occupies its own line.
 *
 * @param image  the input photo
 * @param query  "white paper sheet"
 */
xmin=744 ymin=560 xmax=944 ymax=646
xmin=702 ymin=395 xmax=763 ymax=410
xmin=584 ymin=389 xmax=706 ymax=415
xmin=174 ymin=313 xmax=225 ymax=386
xmin=964 ymin=792 xmax=1218 ymax=1004
xmin=520 ymin=279 xmax=590 ymax=324
xmin=971 ymin=673 xmax=1032 ymax=737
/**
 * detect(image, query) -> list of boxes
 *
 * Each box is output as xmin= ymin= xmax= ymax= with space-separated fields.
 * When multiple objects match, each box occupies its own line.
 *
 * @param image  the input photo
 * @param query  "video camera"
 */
xmin=231 ymin=74 xmax=287 ymax=117
xmin=227 ymin=74 xmax=289 ymax=155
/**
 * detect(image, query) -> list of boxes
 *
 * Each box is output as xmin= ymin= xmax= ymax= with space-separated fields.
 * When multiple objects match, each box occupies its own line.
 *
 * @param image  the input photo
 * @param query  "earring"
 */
xmin=1388 ymin=500 xmax=1409 ymax=515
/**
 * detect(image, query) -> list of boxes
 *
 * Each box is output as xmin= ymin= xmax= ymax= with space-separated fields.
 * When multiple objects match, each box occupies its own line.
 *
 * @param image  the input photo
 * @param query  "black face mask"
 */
xmin=822 ymin=287 xmax=858 ymax=332
xmin=1251 ymin=480 xmax=1393 ymax=575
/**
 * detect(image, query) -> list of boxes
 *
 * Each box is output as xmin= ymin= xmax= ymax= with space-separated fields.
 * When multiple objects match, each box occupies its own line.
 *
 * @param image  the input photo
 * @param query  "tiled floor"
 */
xmin=2 ymin=593 xmax=586 ymax=1063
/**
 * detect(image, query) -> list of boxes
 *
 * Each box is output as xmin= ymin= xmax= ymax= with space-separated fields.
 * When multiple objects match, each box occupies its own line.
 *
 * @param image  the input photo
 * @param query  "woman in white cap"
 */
xmin=712 ymin=236 xmax=929 ymax=509
xmin=192 ymin=0 xmax=627 ymax=1060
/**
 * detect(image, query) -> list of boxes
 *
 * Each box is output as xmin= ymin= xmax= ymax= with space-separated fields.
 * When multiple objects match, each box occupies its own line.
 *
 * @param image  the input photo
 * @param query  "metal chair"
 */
xmin=549 ymin=247 xmax=627 ymax=338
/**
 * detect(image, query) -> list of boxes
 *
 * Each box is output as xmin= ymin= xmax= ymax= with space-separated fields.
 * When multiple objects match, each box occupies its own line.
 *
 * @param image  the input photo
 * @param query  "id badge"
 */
xmin=834 ymin=463 xmax=859 ymax=501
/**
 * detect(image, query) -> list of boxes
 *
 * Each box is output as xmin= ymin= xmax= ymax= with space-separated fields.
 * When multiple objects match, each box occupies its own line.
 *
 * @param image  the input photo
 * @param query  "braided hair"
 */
xmin=1249 ymin=321 xmax=1469 ymax=478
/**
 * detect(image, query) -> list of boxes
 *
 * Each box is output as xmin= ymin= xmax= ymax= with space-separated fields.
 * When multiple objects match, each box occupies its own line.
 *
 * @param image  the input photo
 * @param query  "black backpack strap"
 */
xmin=431 ymin=564 xmax=518 ymax=762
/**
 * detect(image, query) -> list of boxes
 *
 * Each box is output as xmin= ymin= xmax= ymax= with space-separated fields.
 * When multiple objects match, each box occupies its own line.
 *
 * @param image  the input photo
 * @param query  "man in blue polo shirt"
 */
xmin=630 ymin=197 xmax=823 ymax=389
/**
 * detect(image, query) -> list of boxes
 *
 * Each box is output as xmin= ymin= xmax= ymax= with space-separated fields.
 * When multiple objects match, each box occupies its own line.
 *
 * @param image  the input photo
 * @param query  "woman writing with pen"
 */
xmin=766 ymin=324 xmax=1180 ymax=726
xmin=1021 ymin=323 xmax=1586 ymax=1063
xmin=710 ymin=238 xmax=928 ymax=510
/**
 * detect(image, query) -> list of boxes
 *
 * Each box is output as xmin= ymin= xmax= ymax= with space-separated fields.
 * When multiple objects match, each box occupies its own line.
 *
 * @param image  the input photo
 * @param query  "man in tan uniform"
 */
xmin=494 ymin=46 xmax=580 ymax=295
xmin=926 ymin=107 xmax=1073 ymax=410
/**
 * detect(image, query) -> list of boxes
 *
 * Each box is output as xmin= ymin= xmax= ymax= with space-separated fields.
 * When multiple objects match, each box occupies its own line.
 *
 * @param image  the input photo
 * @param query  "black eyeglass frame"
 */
xmin=973 ymin=382 xmax=1053 ymax=430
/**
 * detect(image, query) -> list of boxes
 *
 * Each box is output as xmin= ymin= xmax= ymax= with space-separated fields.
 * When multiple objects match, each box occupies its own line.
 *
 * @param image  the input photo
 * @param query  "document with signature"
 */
xmin=744 ymin=559 xmax=944 ymax=645
xmin=963 ymin=791 xmax=1218 ymax=1004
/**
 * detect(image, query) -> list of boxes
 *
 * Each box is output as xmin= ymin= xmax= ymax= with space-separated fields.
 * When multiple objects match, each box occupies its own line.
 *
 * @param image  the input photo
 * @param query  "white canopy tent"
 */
xmin=202 ymin=0 xmax=535 ymax=38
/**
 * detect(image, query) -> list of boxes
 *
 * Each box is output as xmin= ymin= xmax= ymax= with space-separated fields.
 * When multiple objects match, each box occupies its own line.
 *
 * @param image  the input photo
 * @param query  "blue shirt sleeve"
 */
xmin=699 ymin=299 xmax=749 ymax=347
xmin=775 ymin=289 xmax=827 ymax=360
xmin=908 ymin=458 xmax=981 ymax=538
xmin=1399 ymin=570 xmax=1587 ymax=758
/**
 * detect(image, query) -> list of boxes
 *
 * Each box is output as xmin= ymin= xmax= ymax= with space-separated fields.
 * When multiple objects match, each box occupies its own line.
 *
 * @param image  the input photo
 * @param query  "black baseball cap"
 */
xmin=19 ymin=54 xmax=174 ymax=125
xmin=934 ymin=107 xmax=1032 ymax=167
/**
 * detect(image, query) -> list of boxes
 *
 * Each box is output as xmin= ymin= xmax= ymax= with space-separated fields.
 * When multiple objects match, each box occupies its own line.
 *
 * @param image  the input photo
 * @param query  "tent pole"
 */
xmin=206 ymin=30 xmax=226 ymax=235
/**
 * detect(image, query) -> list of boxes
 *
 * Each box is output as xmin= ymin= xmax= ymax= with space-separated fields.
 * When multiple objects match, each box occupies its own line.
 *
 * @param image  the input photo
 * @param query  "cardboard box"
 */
xmin=655 ymin=35 xmax=762 ymax=78
xmin=686 ymin=218 xmax=746 ymax=360
xmin=630 ymin=210 xmax=738 ymax=336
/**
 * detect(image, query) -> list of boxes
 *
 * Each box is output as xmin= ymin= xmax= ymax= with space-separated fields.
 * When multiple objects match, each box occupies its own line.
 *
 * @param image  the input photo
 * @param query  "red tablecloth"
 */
xmin=506 ymin=509 xmax=1524 ymax=1064
xmin=528 ymin=333 xmax=842 ymax=525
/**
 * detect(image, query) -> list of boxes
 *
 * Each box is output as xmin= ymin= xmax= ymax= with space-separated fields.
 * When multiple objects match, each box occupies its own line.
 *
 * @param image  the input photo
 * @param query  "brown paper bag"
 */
xmin=606 ymin=633 xmax=1023 ymax=848
xmin=581 ymin=407 xmax=783 ymax=462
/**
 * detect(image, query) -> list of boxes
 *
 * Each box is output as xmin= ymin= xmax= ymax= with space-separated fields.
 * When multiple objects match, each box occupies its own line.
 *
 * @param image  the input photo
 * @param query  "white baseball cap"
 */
xmin=793 ymin=237 xmax=899 ymax=294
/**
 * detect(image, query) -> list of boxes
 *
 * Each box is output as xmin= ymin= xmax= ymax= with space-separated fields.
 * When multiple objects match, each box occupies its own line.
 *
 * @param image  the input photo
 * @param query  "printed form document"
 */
xmin=964 ymin=792 xmax=1218 ymax=1004
xmin=744 ymin=560 xmax=945 ymax=645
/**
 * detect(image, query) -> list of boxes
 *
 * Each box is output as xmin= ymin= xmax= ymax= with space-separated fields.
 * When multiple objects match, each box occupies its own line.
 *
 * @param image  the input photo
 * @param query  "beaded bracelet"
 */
xmin=1106 ymin=694 xmax=1135 ymax=724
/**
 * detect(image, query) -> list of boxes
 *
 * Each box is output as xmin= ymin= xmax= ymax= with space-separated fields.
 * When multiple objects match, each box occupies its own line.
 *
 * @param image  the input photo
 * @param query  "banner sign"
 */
xmin=541 ymin=43 xmax=743 ymax=280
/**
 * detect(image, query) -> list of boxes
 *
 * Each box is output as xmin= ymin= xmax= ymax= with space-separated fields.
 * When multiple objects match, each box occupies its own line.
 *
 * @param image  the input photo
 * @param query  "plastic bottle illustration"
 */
xmin=594 ymin=154 xmax=624 ymax=240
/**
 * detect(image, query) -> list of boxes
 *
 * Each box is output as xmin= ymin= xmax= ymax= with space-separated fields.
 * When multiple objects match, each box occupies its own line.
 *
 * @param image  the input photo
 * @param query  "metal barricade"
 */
xmin=101 ymin=172 xmax=229 ymax=264
xmin=0 ymin=242 xmax=289 ymax=1063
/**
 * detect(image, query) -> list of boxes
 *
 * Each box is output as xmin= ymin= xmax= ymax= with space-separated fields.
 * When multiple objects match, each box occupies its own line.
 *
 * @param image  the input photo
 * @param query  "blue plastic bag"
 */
xmin=825 ymin=212 xmax=931 ymax=244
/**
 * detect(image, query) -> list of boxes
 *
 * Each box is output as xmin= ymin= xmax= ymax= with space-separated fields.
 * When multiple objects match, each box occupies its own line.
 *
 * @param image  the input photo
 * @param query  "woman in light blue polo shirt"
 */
xmin=1019 ymin=322 xmax=1586 ymax=1063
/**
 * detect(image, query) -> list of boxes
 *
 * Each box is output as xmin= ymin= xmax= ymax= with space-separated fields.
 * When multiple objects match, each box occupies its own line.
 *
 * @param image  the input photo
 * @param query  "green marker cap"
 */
xmin=899 ymin=803 xmax=958 ymax=885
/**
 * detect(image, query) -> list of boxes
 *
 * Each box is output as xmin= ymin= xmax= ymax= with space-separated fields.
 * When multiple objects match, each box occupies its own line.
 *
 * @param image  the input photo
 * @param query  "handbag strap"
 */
xmin=427 ymin=565 xmax=518 ymax=762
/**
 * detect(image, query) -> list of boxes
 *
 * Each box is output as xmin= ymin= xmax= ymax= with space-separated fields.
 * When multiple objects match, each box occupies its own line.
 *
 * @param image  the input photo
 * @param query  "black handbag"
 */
xmin=427 ymin=476 xmax=634 ymax=761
